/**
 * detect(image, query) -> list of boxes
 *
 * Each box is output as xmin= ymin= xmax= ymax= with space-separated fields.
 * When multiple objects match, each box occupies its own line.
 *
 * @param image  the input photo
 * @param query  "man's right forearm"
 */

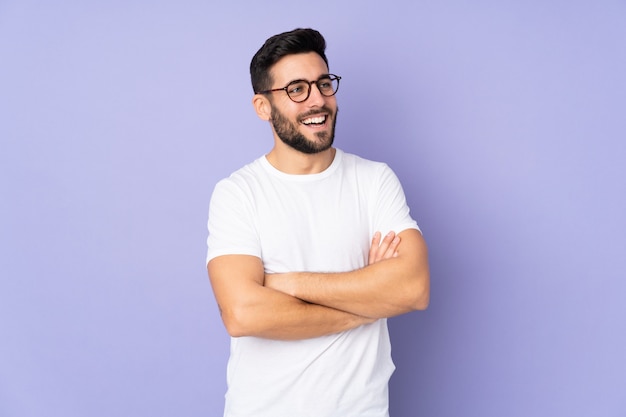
xmin=220 ymin=286 xmax=375 ymax=340
xmin=209 ymin=254 xmax=375 ymax=340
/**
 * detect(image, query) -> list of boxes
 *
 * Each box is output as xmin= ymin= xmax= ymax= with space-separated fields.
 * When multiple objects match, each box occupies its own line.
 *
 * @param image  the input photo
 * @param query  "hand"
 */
xmin=368 ymin=231 xmax=400 ymax=265
xmin=266 ymin=231 xmax=400 ymax=296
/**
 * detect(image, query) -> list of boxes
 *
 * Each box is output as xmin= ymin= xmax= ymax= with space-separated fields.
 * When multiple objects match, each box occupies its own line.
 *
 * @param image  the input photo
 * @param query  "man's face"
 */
xmin=266 ymin=52 xmax=338 ymax=154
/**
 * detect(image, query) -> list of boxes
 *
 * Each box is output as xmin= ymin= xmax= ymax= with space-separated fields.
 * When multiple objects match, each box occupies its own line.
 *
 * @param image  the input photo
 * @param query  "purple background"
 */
xmin=1 ymin=1 xmax=625 ymax=416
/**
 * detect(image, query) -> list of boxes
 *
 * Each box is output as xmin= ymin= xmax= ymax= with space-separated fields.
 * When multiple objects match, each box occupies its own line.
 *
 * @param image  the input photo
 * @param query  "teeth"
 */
xmin=302 ymin=116 xmax=326 ymax=125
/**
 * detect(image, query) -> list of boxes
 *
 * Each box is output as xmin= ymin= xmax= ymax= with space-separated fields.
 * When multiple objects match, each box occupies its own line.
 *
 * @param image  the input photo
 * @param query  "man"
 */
xmin=206 ymin=28 xmax=429 ymax=417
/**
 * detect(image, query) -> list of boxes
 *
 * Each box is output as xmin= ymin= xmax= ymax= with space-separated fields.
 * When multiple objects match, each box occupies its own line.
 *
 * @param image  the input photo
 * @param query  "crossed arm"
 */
xmin=207 ymin=228 xmax=429 ymax=340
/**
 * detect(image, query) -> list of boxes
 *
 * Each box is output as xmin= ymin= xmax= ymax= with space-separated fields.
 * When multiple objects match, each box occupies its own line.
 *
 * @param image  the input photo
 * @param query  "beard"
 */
xmin=270 ymin=104 xmax=337 ymax=154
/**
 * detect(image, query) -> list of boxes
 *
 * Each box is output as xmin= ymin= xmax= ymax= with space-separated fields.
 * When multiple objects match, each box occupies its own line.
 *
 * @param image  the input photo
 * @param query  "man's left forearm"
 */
xmin=265 ymin=229 xmax=430 ymax=318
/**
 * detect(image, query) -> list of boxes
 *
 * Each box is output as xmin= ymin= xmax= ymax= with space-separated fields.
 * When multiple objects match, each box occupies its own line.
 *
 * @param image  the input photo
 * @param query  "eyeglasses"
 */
xmin=257 ymin=74 xmax=341 ymax=103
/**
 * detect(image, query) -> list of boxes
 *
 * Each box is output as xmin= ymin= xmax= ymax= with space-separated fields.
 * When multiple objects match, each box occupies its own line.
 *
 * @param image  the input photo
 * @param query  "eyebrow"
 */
xmin=285 ymin=73 xmax=332 ymax=85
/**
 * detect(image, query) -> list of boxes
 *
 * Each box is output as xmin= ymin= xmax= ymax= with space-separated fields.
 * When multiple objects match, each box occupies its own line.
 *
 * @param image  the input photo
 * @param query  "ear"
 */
xmin=252 ymin=94 xmax=272 ymax=121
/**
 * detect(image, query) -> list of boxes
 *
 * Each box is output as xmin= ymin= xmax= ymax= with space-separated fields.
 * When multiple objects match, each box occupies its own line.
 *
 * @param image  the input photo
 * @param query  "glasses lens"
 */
xmin=286 ymin=81 xmax=309 ymax=102
xmin=317 ymin=76 xmax=339 ymax=97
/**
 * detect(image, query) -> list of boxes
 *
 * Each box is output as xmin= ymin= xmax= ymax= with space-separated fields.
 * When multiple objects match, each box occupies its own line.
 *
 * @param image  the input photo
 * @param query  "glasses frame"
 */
xmin=257 ymin=74 xmax=342 ymax=103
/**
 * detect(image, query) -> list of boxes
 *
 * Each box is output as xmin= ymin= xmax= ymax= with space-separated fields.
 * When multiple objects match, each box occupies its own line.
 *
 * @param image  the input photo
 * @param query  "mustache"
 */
xmin=298 ymin=106 xmax=336 ymax=120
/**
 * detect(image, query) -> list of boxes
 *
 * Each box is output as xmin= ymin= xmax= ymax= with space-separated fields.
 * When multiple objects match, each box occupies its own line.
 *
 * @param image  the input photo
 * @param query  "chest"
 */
xmin=252 ymin=178 xmax=373 ymax=273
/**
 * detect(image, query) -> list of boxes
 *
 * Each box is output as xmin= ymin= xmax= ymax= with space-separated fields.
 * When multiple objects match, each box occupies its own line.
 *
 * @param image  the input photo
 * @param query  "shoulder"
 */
xmin=338 ymin=150 xmax=395 ymax=178
xmin=224 ymin=157 xmax=266 ymax=183
xmin=212 ymin=157 xmax=267 ymax=194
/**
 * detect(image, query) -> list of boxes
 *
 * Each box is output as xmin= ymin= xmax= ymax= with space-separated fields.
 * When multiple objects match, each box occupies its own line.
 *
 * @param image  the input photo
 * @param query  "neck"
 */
xmin=266 ymin=146 xmax=336 ymax=175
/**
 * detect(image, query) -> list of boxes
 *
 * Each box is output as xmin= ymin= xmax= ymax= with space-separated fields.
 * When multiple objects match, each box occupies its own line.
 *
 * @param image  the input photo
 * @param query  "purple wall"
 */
xmin=1 ymin=1 xmax=625 ymax=416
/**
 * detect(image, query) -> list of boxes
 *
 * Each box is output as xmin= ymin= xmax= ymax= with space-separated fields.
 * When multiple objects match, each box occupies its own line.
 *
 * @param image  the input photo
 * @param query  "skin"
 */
xmin=207 ymin=52 xmax=430 ymax=340
xmin=264 ymin=229 xmax=429 ymax=319
xmin=208 ymin=232 xmax=404 ymax=340
xmin=252 ymin=52 xmax=338 ymax=174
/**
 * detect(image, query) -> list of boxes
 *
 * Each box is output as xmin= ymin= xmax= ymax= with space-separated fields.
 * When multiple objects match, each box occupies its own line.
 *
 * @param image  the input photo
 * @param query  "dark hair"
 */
xmin=250 ymin=28 xmax=329 ymax=94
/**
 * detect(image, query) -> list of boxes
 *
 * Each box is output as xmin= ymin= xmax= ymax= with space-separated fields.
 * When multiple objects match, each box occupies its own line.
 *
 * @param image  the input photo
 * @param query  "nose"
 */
xmin=306 ymin=82 xmax=326 ymax=107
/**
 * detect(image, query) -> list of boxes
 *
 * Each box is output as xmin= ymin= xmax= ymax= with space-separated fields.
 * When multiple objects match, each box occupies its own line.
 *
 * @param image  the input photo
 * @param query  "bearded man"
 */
xmin=206 ymin=28 xmax=429 ymax=417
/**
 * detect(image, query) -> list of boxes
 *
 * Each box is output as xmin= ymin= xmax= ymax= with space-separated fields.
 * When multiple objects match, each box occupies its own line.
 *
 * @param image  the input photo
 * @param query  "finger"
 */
xmin=382 ymin=235 xmax=401 ymax=259
xmin=368 ymin=231 xmax=382 ymax=265
xmin=374 ymin=231 xmax=396 ymax=263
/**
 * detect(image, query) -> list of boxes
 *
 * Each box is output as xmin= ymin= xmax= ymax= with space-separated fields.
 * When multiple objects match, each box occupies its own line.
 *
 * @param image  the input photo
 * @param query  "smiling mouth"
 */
xmin=301 ymin=115 xmax=327 ymax=126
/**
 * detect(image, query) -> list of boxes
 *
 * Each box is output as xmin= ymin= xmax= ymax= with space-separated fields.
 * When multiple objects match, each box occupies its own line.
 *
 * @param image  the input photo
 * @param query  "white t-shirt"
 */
xmin=207 ymin=149 xmax=419 ymax=417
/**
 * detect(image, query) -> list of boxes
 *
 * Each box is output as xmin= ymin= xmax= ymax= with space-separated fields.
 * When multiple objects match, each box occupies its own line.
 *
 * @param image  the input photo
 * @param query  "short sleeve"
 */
xmin=206 ymin=178 xmax=261 ymax=265
xmin=372 ymin=164 xmax=420 ymax=235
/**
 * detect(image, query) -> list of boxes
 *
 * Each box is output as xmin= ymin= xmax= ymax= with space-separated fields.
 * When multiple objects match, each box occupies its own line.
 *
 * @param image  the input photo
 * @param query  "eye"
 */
xmin=287 ymin=82 xmax=307 ymax=96
xmin=317 ymin=78 xmax=333 ymax=91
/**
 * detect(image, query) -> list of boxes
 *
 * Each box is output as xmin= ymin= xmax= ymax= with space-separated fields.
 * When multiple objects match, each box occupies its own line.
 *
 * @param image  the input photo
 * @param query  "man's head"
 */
xmin=250 ymin=29 xmax=339 ymax=155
